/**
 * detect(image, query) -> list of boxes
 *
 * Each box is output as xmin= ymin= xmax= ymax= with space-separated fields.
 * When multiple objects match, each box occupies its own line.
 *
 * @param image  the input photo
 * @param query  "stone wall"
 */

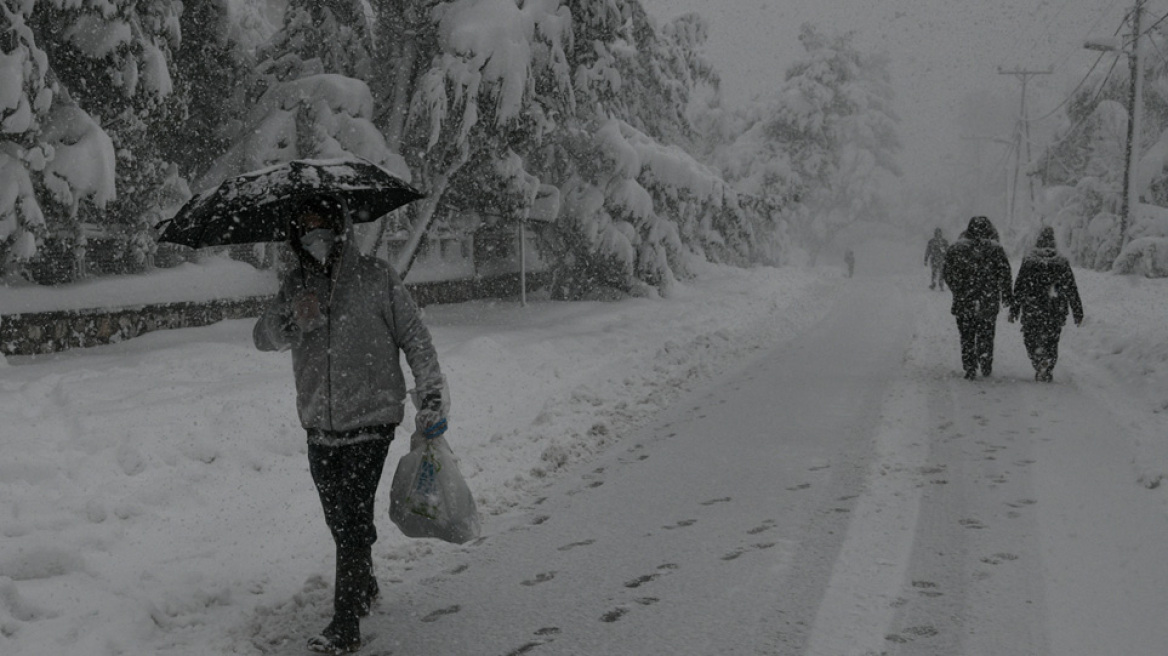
xmin=0 ymin=272 xmax=551 ymax=357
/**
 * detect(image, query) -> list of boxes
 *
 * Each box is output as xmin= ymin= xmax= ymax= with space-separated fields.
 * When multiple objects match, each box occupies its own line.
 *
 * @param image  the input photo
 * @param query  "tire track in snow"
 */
xmin=803 ymin=374 xmax=930 ymax=656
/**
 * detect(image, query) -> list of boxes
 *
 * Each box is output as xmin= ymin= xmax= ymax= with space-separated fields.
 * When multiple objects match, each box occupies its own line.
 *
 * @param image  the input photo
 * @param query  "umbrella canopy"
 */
xmin=158 ymin=157 xmax=424 ymax=248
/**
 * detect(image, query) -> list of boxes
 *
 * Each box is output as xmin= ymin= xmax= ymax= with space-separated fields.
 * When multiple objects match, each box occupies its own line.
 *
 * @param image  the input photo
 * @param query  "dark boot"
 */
xmin=307 ymin=617 xmax=361 ymax=654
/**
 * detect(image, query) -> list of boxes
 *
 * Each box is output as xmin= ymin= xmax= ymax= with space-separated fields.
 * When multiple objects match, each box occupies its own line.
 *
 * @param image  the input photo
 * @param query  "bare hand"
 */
xmin=292 ymin=292 xmax=324 ymax=331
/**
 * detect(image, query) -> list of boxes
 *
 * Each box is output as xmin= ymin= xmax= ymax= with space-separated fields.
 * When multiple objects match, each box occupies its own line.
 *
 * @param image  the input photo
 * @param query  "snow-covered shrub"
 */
xmin=1113 ymin=237 xmax=1168 ymax=277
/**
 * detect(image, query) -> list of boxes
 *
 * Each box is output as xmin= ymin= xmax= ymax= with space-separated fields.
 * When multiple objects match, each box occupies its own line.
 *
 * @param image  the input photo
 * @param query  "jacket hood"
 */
xmin=1036 ymin=226 xmax=1056 ymax=249
xmin=934 ymin=228 xmax=944 ymax=238
xmin=965 ymin=216 xmax=998 ymax=241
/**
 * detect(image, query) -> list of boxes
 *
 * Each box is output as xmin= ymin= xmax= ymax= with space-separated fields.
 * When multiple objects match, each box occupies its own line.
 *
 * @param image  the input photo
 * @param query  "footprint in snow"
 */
xmin=747 ymin=520 xmax=777 ymax=535
xmin=721 ymin=542 xmax=778 ymax=561
xmin=663 ymin=519 xmax=697 ymax=530
xmin=787 ymin=483 xmax=811 ymax=491
xmin=421 ymin=605 xmax=461 ymax=622
xmin=912 ymin=580 xmax=943 ymax=597
xmin=600 ymin=607 xmax=629 ymax=623
xmin=700 ymin=496 xmax=732 ymax=506
xmin=625 ymin=573 xmax=659 ymax=588
xmin=624 ymin=564 xmax=679 ymax=588
xmin=1005 ymin=498 xmax=1037 ymax=508
xmin=521 ymin=572 xmax=556 ymax=587
xmin=558 ymin=539 xmax=596 ymax=552
xmin=980 ymin=553 xmax=1019 ymax=565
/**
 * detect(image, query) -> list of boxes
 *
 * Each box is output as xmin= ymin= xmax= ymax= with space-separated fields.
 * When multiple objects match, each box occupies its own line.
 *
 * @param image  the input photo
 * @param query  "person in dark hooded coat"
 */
xmin=942 ymin=216 xmax=1014 ymax=379
xmin=924 ymin=227 xmax=948 ymax=290
xmin=254 ymin=196 xmax=448 ymax=654
xmin=1010 ymin=226 xmax=1083 ymax=382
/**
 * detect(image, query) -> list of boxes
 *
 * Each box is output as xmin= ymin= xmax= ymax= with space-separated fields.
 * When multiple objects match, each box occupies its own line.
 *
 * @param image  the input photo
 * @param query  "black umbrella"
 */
xmin=158 ymin=157 xmax=424 ymax=248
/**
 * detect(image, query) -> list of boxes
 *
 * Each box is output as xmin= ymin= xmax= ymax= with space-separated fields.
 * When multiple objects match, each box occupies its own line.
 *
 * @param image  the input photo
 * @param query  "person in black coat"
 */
xmin=943 ymin=216 xmax=1014 ymax=379
xmin=1009 ymin=226 xmax=1084 ymax=382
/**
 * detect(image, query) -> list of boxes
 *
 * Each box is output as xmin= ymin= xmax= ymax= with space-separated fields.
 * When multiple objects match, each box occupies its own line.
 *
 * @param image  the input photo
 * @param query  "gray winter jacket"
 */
xmin=254 ymin=229 xmax=444 ymax=438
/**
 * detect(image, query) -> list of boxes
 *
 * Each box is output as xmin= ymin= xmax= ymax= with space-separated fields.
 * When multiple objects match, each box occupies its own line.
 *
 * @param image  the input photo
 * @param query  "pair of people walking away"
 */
xmin=1011 ymin=226 xmax=1084 ymax=381
xmin=943 ymin=216 xmax=1083 ymax=382
xmin=924 ymin=227 xmax=948 ymax=290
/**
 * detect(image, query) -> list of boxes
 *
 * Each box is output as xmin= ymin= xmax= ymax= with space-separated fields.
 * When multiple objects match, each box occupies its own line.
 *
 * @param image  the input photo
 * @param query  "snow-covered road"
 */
xmin=363 ymin=271 xmax=920 ymax=655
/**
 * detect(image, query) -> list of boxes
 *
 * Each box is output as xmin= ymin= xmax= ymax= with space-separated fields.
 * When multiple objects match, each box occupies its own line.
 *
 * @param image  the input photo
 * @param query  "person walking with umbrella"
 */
xmin=1010 ymin=226 xmax=1083 ymax=382
xmin=253 ymin=194 xmax=448 ymax=654
xmin=942 ymin=216 xmax=1014 ymax=380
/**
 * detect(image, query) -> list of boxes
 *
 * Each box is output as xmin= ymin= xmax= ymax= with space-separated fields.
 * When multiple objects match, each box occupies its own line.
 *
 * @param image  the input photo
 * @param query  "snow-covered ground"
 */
xmin=0 ymin=254 xmax=837 ymax=655
xmin=2 ymin=241 xmax=1168 ymax=655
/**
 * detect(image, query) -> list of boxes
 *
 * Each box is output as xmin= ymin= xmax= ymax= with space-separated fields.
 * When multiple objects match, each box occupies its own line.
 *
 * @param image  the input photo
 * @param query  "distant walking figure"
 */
xmin=943 ymin=216 xmax=1014 ymax=380
xmin=924 ymin=227 xmax=948 ymax=290
xmin=844 ymin=249 xmax=855 ymax=278
xmin=1010 ymin=226 xmax=1083 ymax=382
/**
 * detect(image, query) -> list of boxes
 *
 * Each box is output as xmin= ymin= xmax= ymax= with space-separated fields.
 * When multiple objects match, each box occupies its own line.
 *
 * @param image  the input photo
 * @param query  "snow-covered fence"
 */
xmin=0 ymin=272 xmax=553 ymax=356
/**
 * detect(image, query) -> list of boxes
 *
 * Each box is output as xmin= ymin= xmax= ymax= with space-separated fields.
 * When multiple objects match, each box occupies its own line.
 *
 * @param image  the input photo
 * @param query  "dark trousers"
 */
xmin=956 ymin=311 xmax=997 ymax=376
xmin=308 ymin=435 xmax=393 ymax=623
xmin=1022 ymin=319 xmax=1062 ymax=373
xmin=930 ymin=264 xmax=945 ymax=289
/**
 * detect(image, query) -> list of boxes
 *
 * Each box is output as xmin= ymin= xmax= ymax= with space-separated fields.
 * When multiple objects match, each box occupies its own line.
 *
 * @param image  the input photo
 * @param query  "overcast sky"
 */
xmin=643 ymin=0 xmax=1150 ymax=190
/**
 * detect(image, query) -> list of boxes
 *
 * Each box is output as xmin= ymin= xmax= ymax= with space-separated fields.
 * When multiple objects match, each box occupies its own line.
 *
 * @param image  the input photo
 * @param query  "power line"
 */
xmin=1026 ymin=0 xmax=1127 ymax=65
xmin=1138 ymin=9 xmax=1168 ymax=38
xmin=1021 ymin=9 xmax=1132 ymax=124
xmin=1021 ymin=51 xmax=1109 ymax=123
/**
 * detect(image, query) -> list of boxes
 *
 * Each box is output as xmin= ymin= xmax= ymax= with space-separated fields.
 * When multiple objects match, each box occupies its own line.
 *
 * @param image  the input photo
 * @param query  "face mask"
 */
xmin=301 ymin=228 xmax=334 ymax=264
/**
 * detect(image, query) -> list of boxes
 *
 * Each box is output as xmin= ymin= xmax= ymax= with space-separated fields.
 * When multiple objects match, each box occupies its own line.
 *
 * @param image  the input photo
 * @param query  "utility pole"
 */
xmin=1086 ymin=0 xmax=1145 ymax=254
xmin=998 ymin=66 xmax=1053 ymax=229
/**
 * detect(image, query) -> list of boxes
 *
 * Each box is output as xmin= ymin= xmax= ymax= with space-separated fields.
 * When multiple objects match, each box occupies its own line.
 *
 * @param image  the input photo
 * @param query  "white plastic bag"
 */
xmin=389 ymin=432 xmax=480 ymax=544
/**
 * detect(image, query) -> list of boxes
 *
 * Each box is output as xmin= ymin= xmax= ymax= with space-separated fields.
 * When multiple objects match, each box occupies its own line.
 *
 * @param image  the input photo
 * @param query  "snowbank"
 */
xmin=0 ymin=256 xmax=277 ymax=315
xmin=1066 ymin=270 xmax=1168 ymax=487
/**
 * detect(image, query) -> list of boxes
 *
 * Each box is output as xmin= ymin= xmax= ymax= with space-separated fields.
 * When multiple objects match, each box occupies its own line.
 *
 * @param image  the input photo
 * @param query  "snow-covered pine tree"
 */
xmin=202 ymin=0 xmax=404 ymax=189
xmin=367 ymin=1 xmax=443 ymax=151
xmin=544 ymin=1 xmax=774 ymax=297
xmin=26 ymin=0 xmax=185 ymax=276
xmin=731 ymin=23 xmax=900 ymax=263
xmin=163 ymin=0 xmax=252 ymax=183
xmin=0 ymin=1 xmax=53 ymax=275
